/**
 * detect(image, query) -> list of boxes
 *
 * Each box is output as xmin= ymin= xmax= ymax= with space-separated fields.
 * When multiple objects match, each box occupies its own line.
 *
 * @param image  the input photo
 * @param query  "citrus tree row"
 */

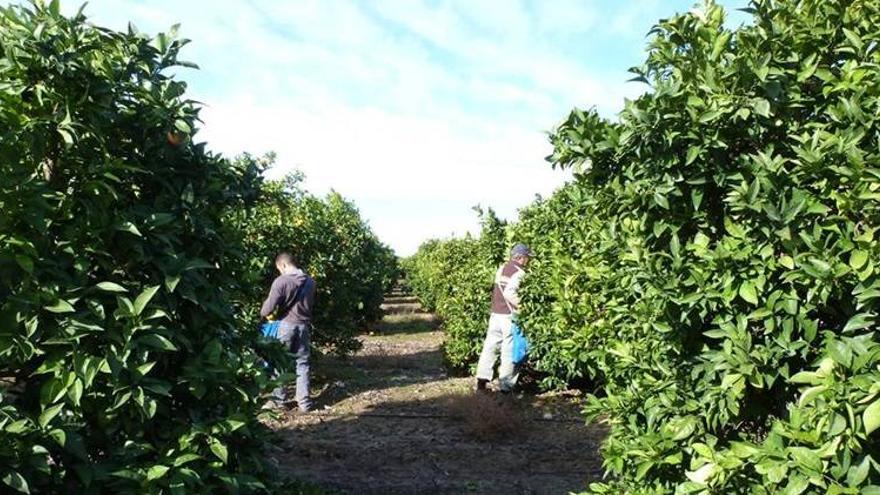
xmin=229 ymin=163 xmax=399 ymax=356
xmin=402 ymin=209 xmax=506 ymax=370
xmin=0 ymin=3 xmax=395 ymax=494
xmin=405 ymin=0 xmax=880 ymax=492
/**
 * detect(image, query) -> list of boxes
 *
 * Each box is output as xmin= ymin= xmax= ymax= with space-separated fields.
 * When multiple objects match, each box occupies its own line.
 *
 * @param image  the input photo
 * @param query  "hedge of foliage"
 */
xmin=0 ymin=3 xmax=394 ymax=493
xmin=230 ymin=166 xmax=398 ymax=356
xmin=406 ymin=0 xmax=880 ymax=492
xmin=402 ymin=209 xmax=506 ymax=369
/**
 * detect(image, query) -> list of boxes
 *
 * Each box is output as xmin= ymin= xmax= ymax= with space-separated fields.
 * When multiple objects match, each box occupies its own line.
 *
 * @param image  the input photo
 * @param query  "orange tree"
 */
xmin=403 ymin=209 xmax=506 ymax=369
xmin=0 ymin=2 xmax=282 ymax=493
xmin=229 ymin=167 xmax=398 ymax=356
xmin=518 ymin=0 xmax=880 ymax=492
xmin=510 ymin=182 xmax=612 ymax=390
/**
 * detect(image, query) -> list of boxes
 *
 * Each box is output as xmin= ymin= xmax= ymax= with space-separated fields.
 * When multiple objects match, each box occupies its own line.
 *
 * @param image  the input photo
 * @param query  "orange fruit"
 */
xmin=166 ymin=131 xmax=183 ymax=146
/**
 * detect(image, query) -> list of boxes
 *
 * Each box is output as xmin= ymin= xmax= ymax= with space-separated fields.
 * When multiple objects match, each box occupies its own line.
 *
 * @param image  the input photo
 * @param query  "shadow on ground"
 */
xmin=370 ymin=316 xmax=440 ymax=335
xmin=306 ymin=348 xmax=447 ymax=410
xmin=269 ymin=390 xmax=605 ymax=495
xmin=265 ymin=289 xmax=606 ymax=495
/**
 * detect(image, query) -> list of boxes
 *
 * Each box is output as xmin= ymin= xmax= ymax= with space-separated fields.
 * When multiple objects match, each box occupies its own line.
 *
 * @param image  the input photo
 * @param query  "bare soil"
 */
xmin=263 ymin=291 xmax=606 ymax=495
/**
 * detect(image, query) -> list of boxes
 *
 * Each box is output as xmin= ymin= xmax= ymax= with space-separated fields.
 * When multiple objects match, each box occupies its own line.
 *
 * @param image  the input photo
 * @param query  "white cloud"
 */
xmin=58 ymin=0 xmax=720 ymax=255
xmin=532 ymin=0 xmax=600 ymax=35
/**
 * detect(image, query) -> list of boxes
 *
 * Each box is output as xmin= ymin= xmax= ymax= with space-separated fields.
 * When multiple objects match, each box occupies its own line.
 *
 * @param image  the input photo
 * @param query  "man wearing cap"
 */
xmin=475 ymin=243 xmax=534 ymax=394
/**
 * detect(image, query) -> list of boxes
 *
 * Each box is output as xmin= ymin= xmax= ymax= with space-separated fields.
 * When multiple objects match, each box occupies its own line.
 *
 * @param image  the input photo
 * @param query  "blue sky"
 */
xmin=54 ymin=0 xmax=748 ymax=255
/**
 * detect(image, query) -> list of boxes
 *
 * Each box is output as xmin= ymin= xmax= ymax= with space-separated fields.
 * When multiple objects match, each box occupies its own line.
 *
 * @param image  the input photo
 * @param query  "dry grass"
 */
xmin=356 ymin=342 xmax=442 ymax=371
xmin=444 ymin=391 xmax=524 ymax=441
xmin=383 ymin=311 xmax=434 ymax=322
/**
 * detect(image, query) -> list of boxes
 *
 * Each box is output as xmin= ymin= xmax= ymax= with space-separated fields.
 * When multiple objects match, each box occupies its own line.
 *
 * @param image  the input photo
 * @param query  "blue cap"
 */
xmin=510 ymin=243 xmax=535 ymax=258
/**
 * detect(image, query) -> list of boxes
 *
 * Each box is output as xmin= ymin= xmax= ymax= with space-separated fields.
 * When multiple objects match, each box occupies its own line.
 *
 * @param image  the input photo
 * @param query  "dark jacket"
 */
xmin=260 ymin=269 xmax=316 ymax=324
xmin=491 ymin=260 xmax=525 ymax=315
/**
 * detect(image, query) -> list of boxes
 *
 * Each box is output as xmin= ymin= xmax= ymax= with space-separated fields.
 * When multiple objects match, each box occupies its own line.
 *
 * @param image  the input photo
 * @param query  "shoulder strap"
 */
xmin=290 ymin=276 xmax=309 ymax=305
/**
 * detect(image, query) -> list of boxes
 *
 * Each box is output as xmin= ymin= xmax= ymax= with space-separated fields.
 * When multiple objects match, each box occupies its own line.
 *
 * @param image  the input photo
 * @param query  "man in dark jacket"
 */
xmin=261 ymin=252 xmax=317 ymax=412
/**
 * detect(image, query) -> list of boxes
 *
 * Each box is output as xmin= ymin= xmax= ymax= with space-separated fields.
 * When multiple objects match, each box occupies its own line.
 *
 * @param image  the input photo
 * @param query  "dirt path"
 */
xmin=266 ymin=289 xmax=606 ymax=494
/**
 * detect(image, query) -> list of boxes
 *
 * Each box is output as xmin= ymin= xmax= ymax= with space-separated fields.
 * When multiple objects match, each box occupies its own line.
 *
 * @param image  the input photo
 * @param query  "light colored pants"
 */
xmin=476 ymin=313 xmax=518 ymax=392
xmin=273 ymin=322 xmax=312 ymax=411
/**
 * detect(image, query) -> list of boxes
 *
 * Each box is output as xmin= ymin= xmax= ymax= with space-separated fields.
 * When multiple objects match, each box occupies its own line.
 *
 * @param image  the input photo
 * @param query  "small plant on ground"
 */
xmin=445 ymin=392 xmax=523 ymax=441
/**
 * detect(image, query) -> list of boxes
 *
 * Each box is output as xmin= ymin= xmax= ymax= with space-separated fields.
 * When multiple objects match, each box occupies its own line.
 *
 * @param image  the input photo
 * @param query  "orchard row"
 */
xmin=0 ymin=3 xmax=395 ymax=494
xmin=405 ymin=1 xmax=880 ymax=493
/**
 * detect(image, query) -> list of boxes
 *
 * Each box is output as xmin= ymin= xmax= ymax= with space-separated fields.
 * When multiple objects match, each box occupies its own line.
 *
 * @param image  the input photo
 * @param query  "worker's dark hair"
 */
xmin=275 ymin=251 xmax=298 ymax=267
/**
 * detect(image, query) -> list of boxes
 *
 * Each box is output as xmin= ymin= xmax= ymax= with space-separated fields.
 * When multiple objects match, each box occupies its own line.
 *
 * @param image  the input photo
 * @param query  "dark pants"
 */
xmin=272 ymin=322 xmax=312 ymax=412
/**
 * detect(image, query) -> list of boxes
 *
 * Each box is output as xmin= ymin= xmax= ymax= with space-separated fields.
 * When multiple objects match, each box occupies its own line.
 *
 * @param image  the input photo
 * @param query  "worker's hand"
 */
xmin=266 ymin=313 xmax=276 ymax=322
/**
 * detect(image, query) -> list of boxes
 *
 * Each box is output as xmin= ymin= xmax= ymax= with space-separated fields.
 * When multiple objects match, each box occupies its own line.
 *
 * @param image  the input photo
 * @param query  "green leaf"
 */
xmin=223 ymin=418 xmax=247 ymax=432
xmin=48 ymin=428 xmax=66 ymax=447
xmin=721 ymin=373 xmax=744 ymax=388
xmin=685 ymin=462 xmax=717 ymax=484
xmin=699 ymin=108 xmax=723 ymax=123
xmin=97 ymin=282 xmax=128 ymax=293
xmin=850 ymin=250 xmax=869 ymax=270
xmin=67 ymin=379 xmax=83 ymax=407
xmin=174 ymin=119 xmax=191 ymax=134
xmin=110 ymin=469 xmax=139 ymax=481
xmin=133 ymin=285 xmax=160 ymax=316
xmin=691 ymin=189 xmax=704 ymax=210
xmin=635 ymin=461 xmax=653 ymax=480
xmin=686 ymin=146 xmax=702 ymax=165
xmin=15 ymin=255 xmax=33 ymax=273
xmin=45 ymin=299 xmax=75 ymax=313
xmin=654 ymin=191 xmax=669 ymax=209
xmin=173 ymin=453 xmax=202 ymax=467
xmin=669 ymin=417 xmax=697 ymax=441
xmin=780 ymin=255 xmax=795 ymax=269
xmin=165 ymin=275 xmax=181 ymax=293
xmin=183 ymin=259 xmax=214 ymax=271
xmin=753 ymin=98 xmax=771 ymax=117
xmin=789 ymin=447 xmax=822 ymax=473
xmin=780 ymin=475 xmax=808 ymax=495
xmin=136 ymin=362 xmax=156 ymax=376
xmin=57 ymin=127 xmax=74 ymax=145
xmin=724 ymin=217 xmax=746 ymax=238
xmin=797 ymin=53 xmax=819 ymax=82
xmin=147 ymin=465 xmax=170 ymax=481
xmin=138 ymin=334 xmax=177 ymax=351
xmin=652 ymin=321 xmax=672 ymax=333
xmin=864 ymin=399 xmax=880 ymax=435
xmin=710 ymin=31 xmax=730 ymax=60
xmin=143 ymin=398 xmax=157 ymax=419
xmin=843 ymin=28 xmax=864 ymax=51
xmin=39 ymin=403 xmax=64 ymax=428
xmin=843 ymin=313 xmax=874 ymax=333
xmin=798 ymin=385 xmax=827 ymax=407
xmin=2 ymin=471 xmax=29 ymax=494
xmin=789 ymin=371 xmax=821 ymax=385
xmin=40 ymin=377 xmax=67 ymax=405
xmin=5 ymin=419 xmax=30 ymax=434
xmin=116 ymin=296 xmax=135 ymax=317
xmin=117 ymin=221 xmax=142 ymax=237
xmin=847 ymin=456 xmax=871 ymax=487
xmin=739 ymin=281 xmax=759 ymax=305
xmin=209 ymin=439 xmax=228 ymax=464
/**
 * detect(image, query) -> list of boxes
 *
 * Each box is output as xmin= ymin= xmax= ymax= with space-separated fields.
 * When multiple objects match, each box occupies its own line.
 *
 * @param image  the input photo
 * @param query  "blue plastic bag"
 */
xmin=261 ymin=320 xmax=281 ymax=339
xmin=511 ymin=320 xmax=529 ymax=365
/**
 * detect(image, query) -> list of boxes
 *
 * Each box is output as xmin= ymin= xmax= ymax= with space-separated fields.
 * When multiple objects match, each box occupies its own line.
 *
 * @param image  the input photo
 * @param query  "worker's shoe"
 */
xmin=476 ymin=378 xmax=489 ymax=394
